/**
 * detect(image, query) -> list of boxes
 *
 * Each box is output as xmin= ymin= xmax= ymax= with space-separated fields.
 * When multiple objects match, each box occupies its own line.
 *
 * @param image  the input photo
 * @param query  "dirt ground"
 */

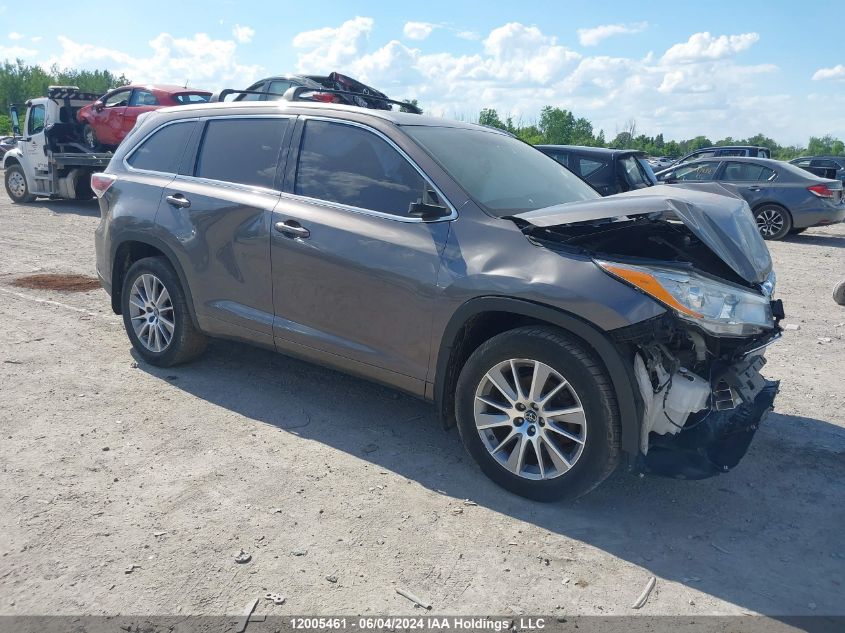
xmin=0 ymin=196 xmax=843 ymax=619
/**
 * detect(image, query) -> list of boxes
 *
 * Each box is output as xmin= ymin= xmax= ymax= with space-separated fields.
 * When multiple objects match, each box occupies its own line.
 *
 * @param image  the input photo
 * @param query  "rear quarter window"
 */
xmin=126 ymin=121 xmax=196 ymax=173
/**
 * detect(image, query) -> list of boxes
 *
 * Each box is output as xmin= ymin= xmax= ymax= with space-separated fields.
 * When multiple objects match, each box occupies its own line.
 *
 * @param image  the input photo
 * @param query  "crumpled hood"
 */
xmin=514 ymin=183 xmax=773 ymax=284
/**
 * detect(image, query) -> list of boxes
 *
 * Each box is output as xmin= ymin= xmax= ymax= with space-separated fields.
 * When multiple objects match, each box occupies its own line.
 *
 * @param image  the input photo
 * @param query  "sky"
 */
xmin=1 ymin=0 xmax=843 ymax=145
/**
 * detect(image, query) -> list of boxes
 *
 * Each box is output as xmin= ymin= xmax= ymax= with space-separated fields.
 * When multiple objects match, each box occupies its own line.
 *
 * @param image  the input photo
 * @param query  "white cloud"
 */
xmin=456 ymin=30 xmax=480 ymax=41
xmin=662 ymin=31 xmax=759 ymax=64
xmin=403 ymin=21 xmax=434 ymax=41
xmin=293 ymin=16 xmax=373 ymax=72
xmin=30 ymin=36 xmax=41 ymax=43
xmin=44 ymin=33 xmax=260 ymax=90
xmin=232 ymin=24 xmax=254 ymax=44
xmin=577 ymin=22 xmax=647 ymax=47
xmin=8 ymin=31 xmax=23 ymax=40
xmin=812 ymin=64 xmax=845 ymax=81
xmin=0 ymin=44 xmax=38 ymax=59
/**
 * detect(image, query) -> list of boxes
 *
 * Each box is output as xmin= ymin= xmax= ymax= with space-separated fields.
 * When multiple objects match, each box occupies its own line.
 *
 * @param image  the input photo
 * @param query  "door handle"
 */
xmin=746 ymin=186 xmax=761 ymax=191
xmin=165 ymin=193 xmax=191 ymax=208
xmin=274 ymin=220 xmax=310 ymax=239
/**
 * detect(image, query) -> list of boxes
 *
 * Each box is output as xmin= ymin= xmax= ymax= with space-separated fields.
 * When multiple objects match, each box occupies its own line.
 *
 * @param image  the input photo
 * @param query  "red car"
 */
xmin=77 ymin=84 xmax=211 ymax=150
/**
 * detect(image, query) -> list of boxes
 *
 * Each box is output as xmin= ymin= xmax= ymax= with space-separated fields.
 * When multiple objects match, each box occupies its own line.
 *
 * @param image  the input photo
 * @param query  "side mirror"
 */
xmin=664 ymin=178 xmax=678 ymax=184
xmin=408 ymin=201 xmax=449 ymax=220
xmin=9 ymin=105 xmax=20 ymax=136
xmin=94 ymin=101 xmax=104 ymax=112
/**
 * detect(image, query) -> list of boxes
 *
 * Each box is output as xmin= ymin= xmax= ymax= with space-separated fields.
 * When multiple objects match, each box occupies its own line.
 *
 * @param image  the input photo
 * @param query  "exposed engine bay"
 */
xmin=514 ymin=185 xmax=784 ymax=479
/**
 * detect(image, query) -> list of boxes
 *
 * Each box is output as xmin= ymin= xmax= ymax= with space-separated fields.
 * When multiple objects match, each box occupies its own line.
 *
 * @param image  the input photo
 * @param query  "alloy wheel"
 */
xmin=128 ymin=273 xmax=175 ymax=353
xmin=473 ymin=358 xmax=587 ymax=480
xmin=756 ymin=208 xmax=784 ymax=237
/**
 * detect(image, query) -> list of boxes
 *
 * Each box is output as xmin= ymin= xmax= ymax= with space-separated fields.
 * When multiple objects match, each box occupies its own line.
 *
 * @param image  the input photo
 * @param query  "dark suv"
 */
xmin=536 ymin=145 xmax=657 ymax=196
xmin=93 ymin=98 xmax=783 ymax=501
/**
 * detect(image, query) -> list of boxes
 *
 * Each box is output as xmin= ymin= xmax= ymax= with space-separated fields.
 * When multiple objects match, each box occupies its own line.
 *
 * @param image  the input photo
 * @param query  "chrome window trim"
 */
xmin=289 ymin=115 xmax=458 ymax=224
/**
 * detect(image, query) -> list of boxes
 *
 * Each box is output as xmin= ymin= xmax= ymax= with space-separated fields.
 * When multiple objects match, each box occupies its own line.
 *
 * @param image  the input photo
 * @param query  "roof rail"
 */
xmin=209 ymin=86 xmax=422 ymax=114
xmin=284 ymin=86 xmax=422 ymax=113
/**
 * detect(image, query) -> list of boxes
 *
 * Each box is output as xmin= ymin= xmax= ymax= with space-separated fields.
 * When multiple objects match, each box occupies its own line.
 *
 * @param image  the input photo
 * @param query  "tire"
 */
xmin=753 ymin=204 xmax=792 ymax=240
xmin=454 ymin=325 xmax=621 ymax=502
xmin=5 ymin=164 xmax=35 ymax=203
xmin=834 ymin=279 xmax=845 ymax=306
xmin=121 ymin=257 xmax=207 ymax=367
xmin=82 ymin=124 xmax=99 ymax=151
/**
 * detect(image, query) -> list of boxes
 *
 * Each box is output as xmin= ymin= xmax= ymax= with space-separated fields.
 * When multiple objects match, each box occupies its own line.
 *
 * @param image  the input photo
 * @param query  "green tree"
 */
xmin=478 ymin=108 xmax=506 ymax=130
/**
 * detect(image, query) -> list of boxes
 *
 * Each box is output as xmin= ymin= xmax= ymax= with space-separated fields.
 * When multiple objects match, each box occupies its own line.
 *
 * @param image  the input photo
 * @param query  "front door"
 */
xmin=270 ymin=118 xmax=451 ymax=387
xmin=95 ymin=88 xmax=131 ymax=145
xmin=23 ymin=102 xmax=48 ymax=172
xmin=156 ymin=116 xmax=292 ymax=339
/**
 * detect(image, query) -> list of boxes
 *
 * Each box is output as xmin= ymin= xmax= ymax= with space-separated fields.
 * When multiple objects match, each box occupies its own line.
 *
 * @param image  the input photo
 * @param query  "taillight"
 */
xmin=91 ymin=172 xmax=116 ymax=198
xmin=808 ymin=183 xmax=835 ymax=198
xmin=310 ymin=92 xmax=340 ymax=103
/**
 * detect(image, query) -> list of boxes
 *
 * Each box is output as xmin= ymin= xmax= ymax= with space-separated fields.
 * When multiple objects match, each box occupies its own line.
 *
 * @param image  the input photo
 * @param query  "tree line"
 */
xmin=0 ymin=59 xmax=841 ymax=158
xmin=477 ymin=106 xmax=843 ymax=160
xmin=0 ymin=60 xmax=128 ymax=134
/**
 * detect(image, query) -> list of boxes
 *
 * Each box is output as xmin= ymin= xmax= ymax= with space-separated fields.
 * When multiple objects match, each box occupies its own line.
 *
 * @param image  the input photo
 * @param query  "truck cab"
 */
xmin=3 ymin=86 xmax=112 ymax=202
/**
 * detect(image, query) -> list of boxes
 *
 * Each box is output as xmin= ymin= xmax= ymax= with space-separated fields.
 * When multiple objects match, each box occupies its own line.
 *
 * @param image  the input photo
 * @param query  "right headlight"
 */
xmin=597 ymin=260 xmax=774 ymax=336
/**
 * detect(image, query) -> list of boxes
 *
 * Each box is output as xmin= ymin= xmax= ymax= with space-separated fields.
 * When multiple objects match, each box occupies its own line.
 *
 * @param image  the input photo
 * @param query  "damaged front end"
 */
xmin=515 ymin=184 xmax=783 ymax=479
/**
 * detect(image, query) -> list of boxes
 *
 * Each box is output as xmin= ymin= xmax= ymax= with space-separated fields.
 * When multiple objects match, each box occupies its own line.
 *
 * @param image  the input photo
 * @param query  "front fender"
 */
xmin=2 ymin=147 xmax=23 ymax=169
xmin=434 ymin=296 xmax=644 ymax=456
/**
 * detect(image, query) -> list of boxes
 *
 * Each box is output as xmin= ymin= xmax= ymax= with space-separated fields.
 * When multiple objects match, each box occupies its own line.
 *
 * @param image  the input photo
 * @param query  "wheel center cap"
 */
xmin=524 ymin=410 xmax=538 ymax=423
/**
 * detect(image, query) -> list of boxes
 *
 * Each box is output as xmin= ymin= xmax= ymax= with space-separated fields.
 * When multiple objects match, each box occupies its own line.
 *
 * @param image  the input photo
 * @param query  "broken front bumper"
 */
xmin=640 ymin=379 xmax=779 ymax=479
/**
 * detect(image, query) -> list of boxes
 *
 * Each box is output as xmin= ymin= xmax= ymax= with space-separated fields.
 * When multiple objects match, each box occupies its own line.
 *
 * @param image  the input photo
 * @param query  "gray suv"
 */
xmin=94 ymin=98 xmax=783 ymax=501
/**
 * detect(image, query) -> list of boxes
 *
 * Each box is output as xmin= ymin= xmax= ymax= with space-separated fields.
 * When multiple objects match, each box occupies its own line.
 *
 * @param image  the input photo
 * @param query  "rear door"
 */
xmin=121 ymin=89 xmax=160 ymax=138
xmin=270 ymin=117 xmax=452 ymax=388
xmin=717 ymin=161 xmax=778 ymax=208
xmin=156 ymin=116 xmax=292 ymax=341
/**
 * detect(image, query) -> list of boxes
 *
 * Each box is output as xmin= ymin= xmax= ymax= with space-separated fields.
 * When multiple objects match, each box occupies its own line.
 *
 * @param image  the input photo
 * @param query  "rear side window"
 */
xmin=172 ymin=93 xmax=210 ymax=105
xmin=195 ymin=118 xmax=288 ymax=189
xmin=295 ymin=120 xmax=427 ymax=217
xmin=267 ymin=80 xmax=294 ymax=99
xmin=127 ymin=121 xmax=196 ymax=173
xmin=129 ymin=90 xmax=159 ymax=107
xmin=545 ymin=151 xmax=569 ymax=168
xmin=236 ymin=82 xmax=265 ymax=101
xmin=578 ymin=157 xmax=605 ymax=178
xmin=721 ymin=162 xmax=777 ymax=182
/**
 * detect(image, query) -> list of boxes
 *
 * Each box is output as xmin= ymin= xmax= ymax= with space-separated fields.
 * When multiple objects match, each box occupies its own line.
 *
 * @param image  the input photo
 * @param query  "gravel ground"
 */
xmin=0 ymin=197 xmax=843 ymax=618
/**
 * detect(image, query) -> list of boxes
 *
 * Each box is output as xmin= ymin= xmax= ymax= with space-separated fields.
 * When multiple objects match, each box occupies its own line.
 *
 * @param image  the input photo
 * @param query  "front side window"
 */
xmin=404 ymin=125 xmax=597 ymax=215
xmin=127 ymin=121 xmax=196 ymax=173
xmin=620 ymin=156 xmax=650 ymax=187
xmin=673 ymin=161 xmax=720 ymax=181
xmin=295 ymin=120 xmax=428 ymax=217
xmin=129 ymin=90 xmax=159 ymax=107
xmin=721 ymin=162 xmax=777 ymax=182
xmin=195 ymin=118 xmax=288 ymax=189
xmin=27 ymin=104 xmax=45 ymax=134
xmin=105 ymin=90 xmax=131 ymax=107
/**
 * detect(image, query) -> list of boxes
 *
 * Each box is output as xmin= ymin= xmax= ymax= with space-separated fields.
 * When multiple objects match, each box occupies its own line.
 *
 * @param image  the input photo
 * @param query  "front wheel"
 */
xmin=455 ymin=326 xmax=621 ymax=501
xmin=5 ymin=164 xmax=35 ymax=203
xmin=121 ymin=257 xmax=207 ymax=367
xmin=82 ymin=124 xmax=99 ymax=151
xmin=754 ymin=205 xmax=792 ymax=240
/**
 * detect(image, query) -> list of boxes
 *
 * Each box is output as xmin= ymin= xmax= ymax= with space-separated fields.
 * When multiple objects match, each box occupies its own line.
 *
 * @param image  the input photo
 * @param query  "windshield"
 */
xmin=402 ymin=125 xmax=599 ymax=216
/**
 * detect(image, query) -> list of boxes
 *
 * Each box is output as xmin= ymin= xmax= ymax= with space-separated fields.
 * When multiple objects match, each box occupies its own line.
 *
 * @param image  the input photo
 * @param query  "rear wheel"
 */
xmin=454 ymin=326 xmax=621 ymax=501
xmin=121 ymin=257 xmax=207 ymax=367
xmin=754 ymin=204 xmax=792 ymax=240
xmin=5 ymin=164 xmax=35 ymax=203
